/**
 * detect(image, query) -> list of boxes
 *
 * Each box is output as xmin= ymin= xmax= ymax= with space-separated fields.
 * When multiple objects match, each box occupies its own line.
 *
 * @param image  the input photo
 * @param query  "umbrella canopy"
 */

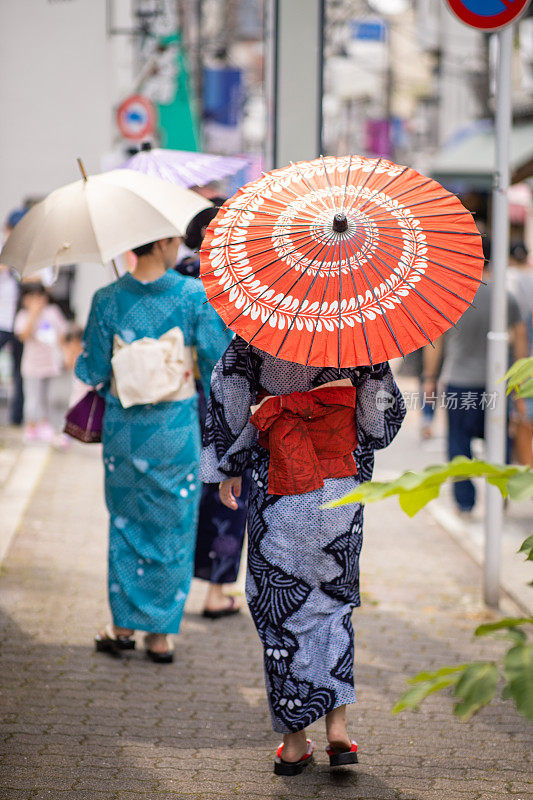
xmin=121 ymin=147 xmax=248 ymax=188
xmin=0 ymin=169 xmax=212 ymax=277
xmin=200 ymin=155 xmax=484 ymax=368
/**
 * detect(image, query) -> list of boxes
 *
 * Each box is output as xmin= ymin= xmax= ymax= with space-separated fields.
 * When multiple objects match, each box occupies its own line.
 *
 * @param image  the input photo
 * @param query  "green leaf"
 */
xmin=453 ymin=662 xmax=500 ymax=721
xmin=407 ymin=665 xmax=469 ymax=684
xmin=504 ymin=357 xmax=533 ymax=383
xmin=475 ymin=617 xmax=533 ymax=637
xmin=393 ymin=667 xmax=465 ymax=714
xmin=502 ymin=683 xmax=513 ymax=700
xmin=518 ymin=534 xmax=533 ymax=561
xmin=398 ymin=485 xmax=441 ymax=517
xmin=503 ymin=644 xmax=533 ymax=721
xmin=507 ymin=471 xmax=533 ymax=502
xmin=505 ymin=629 xmax=529 ymax=645
xmin=504 ymin=357 xmax=533 ymax=397
xmin=516 ymin=377 xmax=533 ymax=399
xmin=323 ymin=457 xmax=532 ymax=515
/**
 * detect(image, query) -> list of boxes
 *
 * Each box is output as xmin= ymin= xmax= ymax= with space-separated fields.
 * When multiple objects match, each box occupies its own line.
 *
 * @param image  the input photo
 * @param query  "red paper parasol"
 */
xmin=200 ymin=156 xmax=484 ymax=368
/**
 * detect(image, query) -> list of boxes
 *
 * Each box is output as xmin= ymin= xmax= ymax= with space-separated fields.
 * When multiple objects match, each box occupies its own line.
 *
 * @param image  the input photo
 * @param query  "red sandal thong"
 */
xmin=326 ymin=740 xmax=358 ymax=767
xmin=274 ymin=739 xmax=314 ymax=776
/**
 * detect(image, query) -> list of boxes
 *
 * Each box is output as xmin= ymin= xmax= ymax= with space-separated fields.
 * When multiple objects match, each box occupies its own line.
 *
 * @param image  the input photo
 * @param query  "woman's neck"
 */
xmin=131 ymin=255 xmax=167 ymax=283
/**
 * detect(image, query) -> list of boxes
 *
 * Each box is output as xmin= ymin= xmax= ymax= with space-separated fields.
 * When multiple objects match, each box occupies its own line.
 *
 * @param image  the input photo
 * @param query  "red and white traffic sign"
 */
xmin=116 ymin=95 xmax=156 ymax=141
xmin=445 ymin=0 xmax=531 ymax=31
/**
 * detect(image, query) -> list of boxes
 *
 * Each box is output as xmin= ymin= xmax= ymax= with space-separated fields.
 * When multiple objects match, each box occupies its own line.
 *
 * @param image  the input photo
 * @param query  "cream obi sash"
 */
xmin=111 ymin=326 xmax=195 ymax=409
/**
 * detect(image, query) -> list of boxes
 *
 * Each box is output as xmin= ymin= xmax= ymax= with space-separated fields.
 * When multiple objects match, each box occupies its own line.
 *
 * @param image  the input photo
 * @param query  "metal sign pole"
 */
xmin=484 ymin=24 xmax=513 ymax=608
xmin=268 ymin=0 xmax=324 ymax=168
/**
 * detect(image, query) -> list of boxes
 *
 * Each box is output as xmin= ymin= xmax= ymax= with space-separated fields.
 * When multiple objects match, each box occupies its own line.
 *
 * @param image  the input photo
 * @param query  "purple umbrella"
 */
xmin=121 ymin=145 xmax=249 ymax=189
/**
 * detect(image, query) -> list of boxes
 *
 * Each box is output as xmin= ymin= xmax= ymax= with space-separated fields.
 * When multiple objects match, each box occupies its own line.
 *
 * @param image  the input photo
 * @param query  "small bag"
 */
xmin=63 ymin=390 xmax=105 ymax=443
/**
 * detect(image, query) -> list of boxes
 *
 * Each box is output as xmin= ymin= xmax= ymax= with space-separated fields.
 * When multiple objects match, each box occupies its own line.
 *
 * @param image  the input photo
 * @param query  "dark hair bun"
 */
xmin=184 ymin=197 xmax=226 ymax=251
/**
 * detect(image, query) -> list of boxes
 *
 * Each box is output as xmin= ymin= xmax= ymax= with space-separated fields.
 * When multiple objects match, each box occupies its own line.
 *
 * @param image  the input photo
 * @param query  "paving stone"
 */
xmin=0 ymin=792 xmax=34 ymax=800
xmin=0 ymin=446 xmax=532 ymax=800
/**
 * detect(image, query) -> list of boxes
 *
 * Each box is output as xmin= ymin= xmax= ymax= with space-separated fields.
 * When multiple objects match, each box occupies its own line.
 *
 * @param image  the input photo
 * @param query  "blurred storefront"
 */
xmin=2 ymin=0 xmax=533 ymax=328
xmin=431 ymin=119 xmax=533 ymax=245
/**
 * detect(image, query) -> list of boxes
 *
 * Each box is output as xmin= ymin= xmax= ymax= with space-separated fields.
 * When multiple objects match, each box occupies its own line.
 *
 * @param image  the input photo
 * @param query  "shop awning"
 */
xmin=431 ymin=121 xmax=533 ymax=192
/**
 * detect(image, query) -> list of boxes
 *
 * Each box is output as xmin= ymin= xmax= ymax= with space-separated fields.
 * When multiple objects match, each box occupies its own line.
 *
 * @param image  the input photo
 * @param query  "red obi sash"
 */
xmin=249 ymin=384 xmax=358 ymax=496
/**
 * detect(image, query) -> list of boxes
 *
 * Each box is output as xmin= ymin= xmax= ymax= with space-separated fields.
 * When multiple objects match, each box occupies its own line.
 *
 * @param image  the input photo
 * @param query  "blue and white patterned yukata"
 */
xmin=175 ymin=256 xmax=250 ymax=586
xmin=76 ymin=270 xmax=232 ymax=634
xmin=200 ymin=336 xmax=405 ymax=732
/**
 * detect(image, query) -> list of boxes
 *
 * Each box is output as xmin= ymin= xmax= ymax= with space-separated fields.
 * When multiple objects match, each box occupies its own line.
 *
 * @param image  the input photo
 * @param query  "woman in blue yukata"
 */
xmin=200 ymin=336 xmax=405 ymax=774
xmin=76 ymin=236 xmax=232 ymax=662
xmin=176 ymin=206 xmax=250 ymax=619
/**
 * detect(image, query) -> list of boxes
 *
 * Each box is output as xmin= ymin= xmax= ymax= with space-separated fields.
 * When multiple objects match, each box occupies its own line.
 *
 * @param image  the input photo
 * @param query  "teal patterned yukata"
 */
xmin=75 ymin=270 xmax=232 ymax=634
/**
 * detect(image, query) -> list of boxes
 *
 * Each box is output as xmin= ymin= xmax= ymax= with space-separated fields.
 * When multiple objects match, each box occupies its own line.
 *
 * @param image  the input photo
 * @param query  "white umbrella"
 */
xmin=0 ymin=164 xmax=212 ymax=277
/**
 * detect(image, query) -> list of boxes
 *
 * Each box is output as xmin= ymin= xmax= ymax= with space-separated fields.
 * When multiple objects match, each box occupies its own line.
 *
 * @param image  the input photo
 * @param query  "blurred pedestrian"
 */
xmin=200 ymin=337 xmax=405 ymax=774
xmin=176 ymin=206 xmax=250 ymax=619
xmin=397 ymin=348 xmax=442 ymax=440
xmin=53 ymin=324 xmax=87 ymax=451
xmin=512 ymin=313 xmax=533 ymax=468
xmin=60 ymin=324 xmax=86 ymax=406
xmin=14 ymin=283 xmax=67 ymax=442
xmin=75 ymin=236 xmax=232 ymax=662
xmin=0 ymin=209 xmax=26 ymax=426
xmin=506 ymin=242 xmax=533 ymax=466
xmin=424 ymin=257 xmax=527 ymax=513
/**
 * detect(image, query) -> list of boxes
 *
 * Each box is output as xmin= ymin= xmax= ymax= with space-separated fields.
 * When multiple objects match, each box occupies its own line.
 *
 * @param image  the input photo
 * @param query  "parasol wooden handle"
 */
xmin=77 ymin=157 xmax=88 ymax=182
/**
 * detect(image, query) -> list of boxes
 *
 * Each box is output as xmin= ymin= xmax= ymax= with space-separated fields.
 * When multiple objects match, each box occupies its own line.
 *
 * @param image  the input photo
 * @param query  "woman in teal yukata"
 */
xmin=75 ymin=236 xmax=232 ymax=662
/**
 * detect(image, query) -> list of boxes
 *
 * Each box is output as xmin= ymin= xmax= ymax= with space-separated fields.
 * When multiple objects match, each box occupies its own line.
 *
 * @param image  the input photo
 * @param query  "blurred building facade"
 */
xmin=1 ymin=0 xmax=533 ymax=325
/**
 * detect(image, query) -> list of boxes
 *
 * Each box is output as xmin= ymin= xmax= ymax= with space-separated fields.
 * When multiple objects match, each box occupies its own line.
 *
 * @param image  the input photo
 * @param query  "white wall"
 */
xmin=0 ymin=0 xmax=136 ymax=322
xmin=0 ymin=0 xmax=113 ymax=223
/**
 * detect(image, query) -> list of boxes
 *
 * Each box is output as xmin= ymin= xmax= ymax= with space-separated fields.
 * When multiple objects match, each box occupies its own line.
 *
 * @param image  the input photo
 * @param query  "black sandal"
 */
xmin=274 ymin=739 xmax=314 ymax=776
xmin=202 ymin=596 xmax=241 ymax=619
xmin=95 ymin=624 xmax=136 ymax=656
xmin=144 ymin=634 xmax=175 ymax=664
xmin=326 ymin=740 xmax=358 ymax=767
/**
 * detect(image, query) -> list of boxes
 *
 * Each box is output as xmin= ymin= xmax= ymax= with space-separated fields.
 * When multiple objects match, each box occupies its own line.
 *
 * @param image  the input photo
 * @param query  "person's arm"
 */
xmin=14 ymin=296 xmax=47 ymax=342
xmin=199 ymin=336 xmax=258 ymax=489
xmin=219 ymin=477 xmax=242 ymax=510
xmin=508 ymin=320 xmax=529 ymax=422
xmin=74 ymin=291 xmax=114 ymax=390
xmin=190 ymin=283 xmax=233 ymax=400
xmin=506 ymin=292 xmax=529 ymax=418
xmin=422 ymin=338 xmax=444 ymax=394
xmin=506 ymin=291 xmax=528 ymax=361
xmin=52 ymin=304 xmax=69 ymax=340
xmin=355 ymin=362 xmax=406 ymax=451
xmin=509 ymin=320 xmax=528 ymax=362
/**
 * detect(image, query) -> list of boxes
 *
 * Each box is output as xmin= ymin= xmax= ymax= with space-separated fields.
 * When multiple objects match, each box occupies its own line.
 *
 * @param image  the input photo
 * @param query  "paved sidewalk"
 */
xmin=377 ymin=376 xmax=533 ymax=615
xmin=0 ymin=426 xmax=50 ymax=563
xmin=0 ymin=444 xmax=532 ymax=800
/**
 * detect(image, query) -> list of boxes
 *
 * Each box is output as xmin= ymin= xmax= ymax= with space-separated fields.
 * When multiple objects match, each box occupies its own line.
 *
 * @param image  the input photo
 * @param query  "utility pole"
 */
xmin=484 ymin=25 xmax=513 ymax=608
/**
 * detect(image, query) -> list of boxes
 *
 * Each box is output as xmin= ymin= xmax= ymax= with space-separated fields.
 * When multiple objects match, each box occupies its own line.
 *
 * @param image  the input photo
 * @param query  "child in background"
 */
xmin=55 ymin=324 xmax=89 ymax=450
xmin=14 ymin=283 xmax=67 ymax=442
xmin=61 ymin=324 xmax=87 ymax=407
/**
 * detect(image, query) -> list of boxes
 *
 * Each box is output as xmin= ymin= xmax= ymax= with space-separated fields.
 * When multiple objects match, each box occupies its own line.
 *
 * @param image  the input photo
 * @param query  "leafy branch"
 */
xmin=393 ymin=606 xmax=533 ymax=721
xmin=324 ymin=457 xmax=533 ymax=720
xmin=322 ymin=456 xmax=533 ymax=517
xmin=504 ymin=356 xmax=533 ymax=399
